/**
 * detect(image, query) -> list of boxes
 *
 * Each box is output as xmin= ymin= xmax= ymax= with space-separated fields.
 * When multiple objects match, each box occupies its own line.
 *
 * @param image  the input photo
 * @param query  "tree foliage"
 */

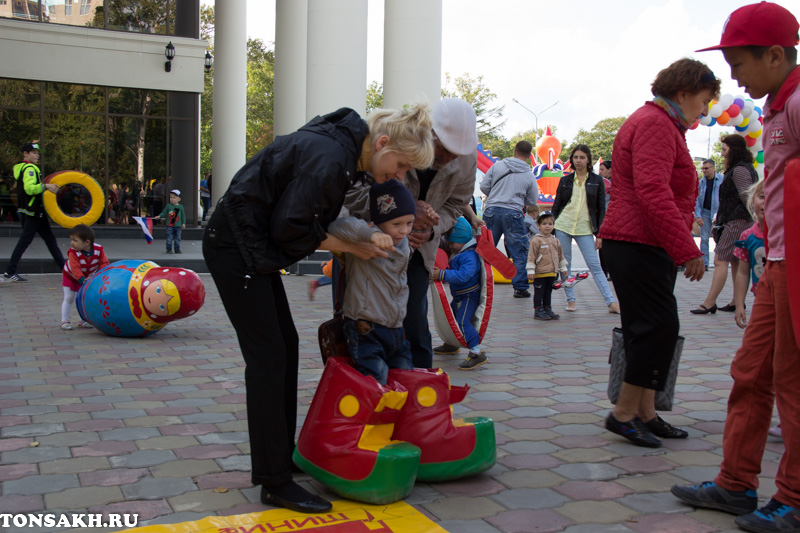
xmin=366 ymin=81 xmax=384 ymax=114
xmin=561 ymin=116 xmax=627 ymax=165
xmin=442 ymin=72 xmax=505 ymax=142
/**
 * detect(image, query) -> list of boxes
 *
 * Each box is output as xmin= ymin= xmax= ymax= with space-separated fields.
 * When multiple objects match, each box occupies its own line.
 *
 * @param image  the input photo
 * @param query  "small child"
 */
xmin=432 ymin=217 xmax=487 ymax=370
xmin=524 ymin=204 xmax=540 ymax=241
xmin=61 ymin=224 xmax=109 ymax=330
xmin=733 ymin=180 xmax=766 ymax=330
xmin=327 ymin=180 xmax=416 ymax=384
xmin=526 ymin=211 xmax=568 ymax=321
xmin=154 ymin=189 xmax=186 ymax=254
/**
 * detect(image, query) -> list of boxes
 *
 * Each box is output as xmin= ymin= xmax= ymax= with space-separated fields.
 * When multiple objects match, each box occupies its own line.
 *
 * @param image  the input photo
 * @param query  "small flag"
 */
xmin=133 ymin=216 xmax=154 ymax=244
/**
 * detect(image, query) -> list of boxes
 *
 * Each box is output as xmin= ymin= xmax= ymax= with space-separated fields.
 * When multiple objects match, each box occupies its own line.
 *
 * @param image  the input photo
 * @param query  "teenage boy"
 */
xmin=3 ymin=142 xmax=65 ymax=282
xmin=671 ymin=4 xmax=800 ymax=532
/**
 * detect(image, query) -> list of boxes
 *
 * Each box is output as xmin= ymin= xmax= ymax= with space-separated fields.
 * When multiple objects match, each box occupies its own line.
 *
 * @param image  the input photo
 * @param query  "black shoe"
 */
xmin=644 ymin=415 xmax=688 ymax=439
xmin=545 ymin=306 xmax=560 ymax=319
xmin=719 ymin=303 xmax=740 ymax=312
xmin=534 ymin=308 xmax=552 ymax=321
xmin=690 ymin=304 xmax=717 ymax=314
xmin=261 ymin=482 xmax=332 ymax=514
xmin=513 ymin=289 xmax=531 ymax=298
xmin=605 ymin=413 xmax=662 ymax=448
xmin=433 ymin=343 xmax=461 ymax=355
xmin=735 ymin=497 xmax=800 ymax=532
xmin=671 ymin=481 xmax=758 ymax=515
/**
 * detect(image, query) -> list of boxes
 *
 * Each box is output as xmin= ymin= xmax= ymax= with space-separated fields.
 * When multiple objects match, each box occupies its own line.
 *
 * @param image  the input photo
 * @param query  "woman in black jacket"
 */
xmin=202 ymin=105 xmax=434 ymax=513
xmin=552 ymin=144 xmax=619 ymax=313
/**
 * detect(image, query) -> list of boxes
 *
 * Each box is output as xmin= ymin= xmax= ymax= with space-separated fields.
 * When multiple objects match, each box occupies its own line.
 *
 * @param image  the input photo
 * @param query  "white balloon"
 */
xmin=741 ymin=101 xmax=755 ymax=118
xmin=699 ymin=114 xmax=713 ymax=126
xmin=730 ymin=114 xmax=744 ymax=126
xmin=709 ymin=104 xmax=723 ymax=118
xmin=753 ymin=136 xmax=763 ymax=151
xmin=748 ymin=120 xmax=762 ymax=133
xmin=720 ymin=94 xmax=734 ymax=109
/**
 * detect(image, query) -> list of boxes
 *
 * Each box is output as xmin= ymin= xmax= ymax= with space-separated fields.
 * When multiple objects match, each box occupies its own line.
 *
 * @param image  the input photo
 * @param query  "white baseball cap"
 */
xmin=170 ymin=189 xmax=181 ymax=197
xmin=432 ymin=98 xmax=478 ymax=156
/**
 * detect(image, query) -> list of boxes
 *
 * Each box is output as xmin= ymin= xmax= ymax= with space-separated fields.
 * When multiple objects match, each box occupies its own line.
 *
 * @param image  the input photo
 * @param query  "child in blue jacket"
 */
xmin=432 ymin=217 xmax=486 ymax=370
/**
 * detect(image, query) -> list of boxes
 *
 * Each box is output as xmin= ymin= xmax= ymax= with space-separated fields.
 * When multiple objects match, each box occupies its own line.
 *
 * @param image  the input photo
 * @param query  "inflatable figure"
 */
xmin=293 ymin=357 xmax=421 ymax=504
xmin=76 ymin=260 xmax=204 ymax=337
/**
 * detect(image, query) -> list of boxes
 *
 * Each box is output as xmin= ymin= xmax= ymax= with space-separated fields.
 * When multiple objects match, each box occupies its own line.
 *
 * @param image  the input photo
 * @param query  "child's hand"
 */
xmin=527 ymin=274 xmax=534 ymax=281
xmin=432 ymin=267 xmax=441 ymax=280
xmin=735 ymin=306 xmax=747 ymax=329
xmin=369 ymin=232 xmax=394 ymax=251
xmin=181 ymin=224 xmax=185 ymax=229
xmin=153 ymin=216 xmax=160 ymax=220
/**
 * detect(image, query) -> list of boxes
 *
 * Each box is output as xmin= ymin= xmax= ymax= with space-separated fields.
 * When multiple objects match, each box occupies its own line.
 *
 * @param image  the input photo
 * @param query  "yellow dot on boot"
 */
xmin=339 ymin=394 xmax=360 ymax=417
xmin=417 ymin=386 xmax=437 ymax=407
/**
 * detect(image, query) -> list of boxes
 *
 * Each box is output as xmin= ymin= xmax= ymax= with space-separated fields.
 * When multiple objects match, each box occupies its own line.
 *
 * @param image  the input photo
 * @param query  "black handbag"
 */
xmin=318 ymin=267 xmax=348 ymax=364
xmin=607 ymin=327 xmax=683 ymax=411
xmin=712 ymin=224 xmax=724 ymax=243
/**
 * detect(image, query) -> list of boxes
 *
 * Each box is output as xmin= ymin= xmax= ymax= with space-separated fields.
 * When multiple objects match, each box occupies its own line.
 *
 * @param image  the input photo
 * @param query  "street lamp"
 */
xmin=511 ymin=98 xmax=559 ymax=146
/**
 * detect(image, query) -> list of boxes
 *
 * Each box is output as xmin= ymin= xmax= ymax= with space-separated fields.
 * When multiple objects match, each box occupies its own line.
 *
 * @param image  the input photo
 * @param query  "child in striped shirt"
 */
xmin=61 ymin=224 xmax=109 ymax=330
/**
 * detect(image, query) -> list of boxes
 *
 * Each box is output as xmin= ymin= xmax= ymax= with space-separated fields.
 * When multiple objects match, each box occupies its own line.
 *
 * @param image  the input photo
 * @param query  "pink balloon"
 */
xmin=727 ymin=104 xmax=741 ymax=118
xmin=690 ymin=119 xmax=699 ymax=130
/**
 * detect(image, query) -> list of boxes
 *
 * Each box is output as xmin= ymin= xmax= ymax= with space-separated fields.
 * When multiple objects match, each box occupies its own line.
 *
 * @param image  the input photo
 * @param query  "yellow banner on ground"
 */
xmin=123 ymin=500 xmax=448 ymax=533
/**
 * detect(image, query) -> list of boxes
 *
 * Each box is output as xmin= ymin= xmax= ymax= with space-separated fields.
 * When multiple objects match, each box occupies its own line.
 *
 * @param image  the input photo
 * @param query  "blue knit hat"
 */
xmin=449 ymin=216 xmax=473 ymax=243
xmin=370 ymin=180 xmax=416 ymax=225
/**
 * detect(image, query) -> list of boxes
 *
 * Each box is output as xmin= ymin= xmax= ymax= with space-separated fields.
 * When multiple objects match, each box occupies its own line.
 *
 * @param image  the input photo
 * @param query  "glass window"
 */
xmin=0 ymin=109 xmax=40 ymax=183
xmin=43 ymin=112 xmax=105 ymax=180
xmin=44 ymin=0 xmax=102 ymax=28
xmin=0 ymin=78 xmax=41 ymax=108
xmin=79 ymin=0 xmax=88 ymax=16
xmin=108 ymin=87 xmax=166 ymax=117
xmin=3 ymin=0 xmax=42 ymax=21
xmin=106 ymin=0 xmax=168 ymax=34
xmin=44 ymin=82 xmax=104 ymax=113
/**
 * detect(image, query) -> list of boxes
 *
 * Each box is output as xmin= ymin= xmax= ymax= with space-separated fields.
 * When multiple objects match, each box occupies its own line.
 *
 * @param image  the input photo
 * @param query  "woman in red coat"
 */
xmin=599 ymin=58 xmax=720 ymax=447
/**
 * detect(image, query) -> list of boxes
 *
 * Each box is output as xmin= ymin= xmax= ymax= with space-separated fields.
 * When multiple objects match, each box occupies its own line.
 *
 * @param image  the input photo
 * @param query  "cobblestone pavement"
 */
xmin=0 ymin=261 xmax=783 ymax=533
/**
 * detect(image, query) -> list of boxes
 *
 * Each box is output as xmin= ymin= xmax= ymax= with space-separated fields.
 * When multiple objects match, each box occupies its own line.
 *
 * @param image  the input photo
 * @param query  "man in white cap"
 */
xmin=402 ymin=98 xmax=478 ymax=368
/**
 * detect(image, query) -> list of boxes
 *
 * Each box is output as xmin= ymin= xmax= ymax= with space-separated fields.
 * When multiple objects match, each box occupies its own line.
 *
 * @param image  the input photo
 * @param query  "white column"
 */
xmin=383 ymin=0 xmax=442 ymax=109
xmin=212 ymin=0 xmax=247 ymax=202
xmin=306 ymin=0 xmax=368 ymax=120
xmin=274 ymin=0 xmax=308 ymax=135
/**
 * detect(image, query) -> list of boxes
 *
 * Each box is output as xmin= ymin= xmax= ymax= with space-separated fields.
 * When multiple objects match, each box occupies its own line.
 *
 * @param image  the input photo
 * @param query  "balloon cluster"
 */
xmin=696 ymin=94 xmax=764 ymax=168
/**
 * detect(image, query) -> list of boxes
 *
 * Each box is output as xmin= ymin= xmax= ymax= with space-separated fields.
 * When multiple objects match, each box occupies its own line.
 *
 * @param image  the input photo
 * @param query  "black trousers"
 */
xmin=403 ymin=250 xmax=433 ymax=368
xmin=533 ymin=277 xmax=555 ymax=309
xmin=203 ymin=210 xmax=298 ymax=488
xmin=6 ymin=213 xmax=65 ymax=275
xmin=603 ymin=239 xmax=678 ymax=390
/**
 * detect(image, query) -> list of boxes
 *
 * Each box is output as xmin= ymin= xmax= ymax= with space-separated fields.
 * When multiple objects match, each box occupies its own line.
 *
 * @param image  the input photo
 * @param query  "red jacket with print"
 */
xmin=598 ymin=101 xmax=701 ymax=265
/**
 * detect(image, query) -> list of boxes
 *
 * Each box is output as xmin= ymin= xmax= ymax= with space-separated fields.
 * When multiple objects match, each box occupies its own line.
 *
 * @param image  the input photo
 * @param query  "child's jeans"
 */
xmin=166 ymin=225 xmax=181 ymax=253
xmin=451 ymin=290 xmax=481 ymax=350
xmin=344 ymin=318 xmax=413 ymax=384
xmin=533 ymin=276 xmax=555 ymax=309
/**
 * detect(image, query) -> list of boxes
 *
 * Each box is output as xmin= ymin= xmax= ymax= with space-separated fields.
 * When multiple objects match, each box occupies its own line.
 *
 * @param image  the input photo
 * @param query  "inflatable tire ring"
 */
xmin=43 ymin=171 xmax=105 ymax=228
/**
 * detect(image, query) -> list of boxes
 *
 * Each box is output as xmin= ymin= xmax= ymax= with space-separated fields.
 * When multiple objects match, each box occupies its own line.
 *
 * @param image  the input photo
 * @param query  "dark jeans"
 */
xmin=404 ymin=250 xmax=433 ymax=368
xmin=202 ymin=210 xmax=297 ymax=488
xmin=483 ymin=206 xmax=530 ymax=291
xmin=6 ymin=213 xmax=65 ymax=275
xmin=344 ymin=318 xmax=413 ymax=384
xmin=165 ymin=225 xmax=181 ymax=253
xmin=603 ymin=239 xmax=679 ymax=390
xmin=201 ymin=196 xmax=211 ymax=221
xmin=533 ymin=276 xmax=555 ymax=309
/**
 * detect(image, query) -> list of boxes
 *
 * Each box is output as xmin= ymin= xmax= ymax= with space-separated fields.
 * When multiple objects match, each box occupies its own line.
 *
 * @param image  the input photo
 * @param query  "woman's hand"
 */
xmin=595 ymin=237 xmax=603 ymax=250
xmin=682 ymin=256 xmax=705 ymax=281
xmin=735 ymin=306 xmax=748 ymax=329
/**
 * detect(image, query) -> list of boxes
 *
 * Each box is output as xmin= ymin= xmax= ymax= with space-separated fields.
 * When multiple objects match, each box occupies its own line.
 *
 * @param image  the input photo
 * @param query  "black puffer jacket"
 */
xmin=551 ymin=172 xmax=606 ymax=235
xmin=222 ymin=108 xmax=369 ymax=274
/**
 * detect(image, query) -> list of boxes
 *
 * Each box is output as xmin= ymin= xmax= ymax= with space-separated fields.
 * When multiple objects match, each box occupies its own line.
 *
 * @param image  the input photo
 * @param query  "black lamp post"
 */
xmin=204 ymin=50 xmax=213 ymax=73
xmin=164 ymin=41 xmax=175 ymax=72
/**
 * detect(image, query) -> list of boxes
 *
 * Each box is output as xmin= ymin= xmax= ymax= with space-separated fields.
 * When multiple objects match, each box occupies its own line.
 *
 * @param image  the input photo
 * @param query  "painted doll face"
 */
xmin=143 ymin=280 xmax=174 ymax=317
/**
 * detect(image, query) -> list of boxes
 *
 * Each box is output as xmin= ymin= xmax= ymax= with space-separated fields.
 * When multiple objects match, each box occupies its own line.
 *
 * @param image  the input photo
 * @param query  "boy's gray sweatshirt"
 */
xmin=480 ymin=157 xmax=539 ymax=211
xmin=327 ymin=216 xmax=410 ymax=328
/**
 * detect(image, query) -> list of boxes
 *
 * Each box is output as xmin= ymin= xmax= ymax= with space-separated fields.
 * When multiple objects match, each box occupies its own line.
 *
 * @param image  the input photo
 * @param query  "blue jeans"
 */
xmin=483 ymin=206 xmax=530 ymax=291
xmin=699 ymin=208 xmax=713 ymax=267
xmin=201 ymin=196 xmax=211 ymax=221
xmin=166 ymin=225 xmax=182 ymax=253
xmin=451 ymin=290 xmax=481 ymax=349
xmin=344 ymin=318 xmax=413 ymax=384
xmin=555 ymin=230 xmax=616 ymax=305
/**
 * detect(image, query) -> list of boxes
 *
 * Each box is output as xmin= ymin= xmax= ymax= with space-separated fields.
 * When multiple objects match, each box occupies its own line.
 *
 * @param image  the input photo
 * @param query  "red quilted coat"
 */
xmin=599 ymin=102 xmax=702 ymax=265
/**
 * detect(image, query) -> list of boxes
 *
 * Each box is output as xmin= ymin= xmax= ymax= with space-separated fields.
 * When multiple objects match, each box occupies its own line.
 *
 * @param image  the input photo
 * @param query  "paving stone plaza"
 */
xmin=0 ymin=239 xmax=784 ymax=533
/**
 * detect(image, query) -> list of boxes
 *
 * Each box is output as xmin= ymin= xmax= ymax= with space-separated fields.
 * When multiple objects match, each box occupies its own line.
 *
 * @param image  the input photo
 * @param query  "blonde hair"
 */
xmin=161 ymin=279 xmax=182 ymax=316
xmin=525 ymin=204 xmax=540 ymax=216
xmin=746 ymin=179 xmax=765 ymax=218
xmin=368 ymin=103 xmax=435 ymax=170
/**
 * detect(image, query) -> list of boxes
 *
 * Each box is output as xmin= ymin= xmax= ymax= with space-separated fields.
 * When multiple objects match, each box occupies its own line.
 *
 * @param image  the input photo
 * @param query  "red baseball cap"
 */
xmin=696 ymin=1 xmax=799 ymax=52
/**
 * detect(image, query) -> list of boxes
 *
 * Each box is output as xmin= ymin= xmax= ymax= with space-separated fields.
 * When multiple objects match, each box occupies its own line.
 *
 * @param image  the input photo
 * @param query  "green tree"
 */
xmin=245 ymin=38 xmax=275 ymax=159
xmin=366 ymin=81 xmax=383 ymax=114
xmin=441 ymin=72 xmax=505 ymax=144
xmin=562 ymin=116 xmax=627 ymax=165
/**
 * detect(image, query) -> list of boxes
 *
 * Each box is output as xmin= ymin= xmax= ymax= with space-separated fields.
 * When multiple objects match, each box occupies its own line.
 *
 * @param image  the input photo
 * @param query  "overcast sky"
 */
xmin=205 ymin=0 xmax=800 ymax=161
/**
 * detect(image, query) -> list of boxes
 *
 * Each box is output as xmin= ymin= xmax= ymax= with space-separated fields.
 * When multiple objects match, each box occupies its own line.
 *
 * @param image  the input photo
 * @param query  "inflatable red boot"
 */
xmin=293 ymin=357 xmax=421 ymax=504
xmin=389 ymin=367 xmax=496 ymax=482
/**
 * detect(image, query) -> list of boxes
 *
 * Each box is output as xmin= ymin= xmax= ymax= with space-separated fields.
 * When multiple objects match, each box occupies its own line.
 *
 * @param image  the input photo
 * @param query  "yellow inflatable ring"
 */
xmin=43 ymin=171 xmax=105 ymax=228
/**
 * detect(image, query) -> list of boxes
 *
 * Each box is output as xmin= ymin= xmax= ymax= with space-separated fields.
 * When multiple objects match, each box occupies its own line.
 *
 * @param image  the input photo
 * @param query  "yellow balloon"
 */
xmin=740 ymin=117 xmax=749 ymax=127
xmin=748 ymin=129 xmax=762 ymax=138
xmin=753 ymin=160 xmax=759 ymax=168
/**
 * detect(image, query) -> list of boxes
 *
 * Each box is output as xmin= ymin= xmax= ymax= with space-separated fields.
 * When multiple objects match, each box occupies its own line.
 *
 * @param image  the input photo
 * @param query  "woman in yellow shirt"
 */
xmin=552 ymin=144 xmax=619 ymax=313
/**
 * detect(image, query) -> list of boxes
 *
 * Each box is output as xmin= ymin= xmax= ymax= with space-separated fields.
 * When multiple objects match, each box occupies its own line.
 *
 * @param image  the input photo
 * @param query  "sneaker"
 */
xmin=605 ymin=413 xmax=661 ymax=448
xmin=735 ymin=498 xmax=800 ymax=533
xmin=165 ymin=250 xmax=173 ymax=254
xmin=565 ymin=301 xmax=577 ymax=312
xmin=769 ymin=425 xmax=783 ymax=438
xmin=513 ymin=289 xmax=531 ymax=298
xmin=60 ymin=321 xmax=73 ymax=330
xmin=175 ymin=251 xmax=182 ymax=254
xmin=608 ymin=302 xmax=621 ymax=314
xmin=534 ymin=308 xmax=552 ymax=321
xmin=671 ymin=481 xmax=758 ymax=515
xmin=433 ymin=343 xmax=461 ymax=355
xmin=458 ymin=351 xmax=488 ymax=370
xmin=77 ymin=321 xmax=93 ymax=329
xmin=4 ymin=272 xmax=26 ymax=282
xmin=545 ymin=307 xmax=560 ymax=319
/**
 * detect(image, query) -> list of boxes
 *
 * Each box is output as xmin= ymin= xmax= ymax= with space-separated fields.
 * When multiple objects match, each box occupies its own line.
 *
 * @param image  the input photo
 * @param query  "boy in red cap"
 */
xmin=672 ymin=3 xmax=800 ymax=532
